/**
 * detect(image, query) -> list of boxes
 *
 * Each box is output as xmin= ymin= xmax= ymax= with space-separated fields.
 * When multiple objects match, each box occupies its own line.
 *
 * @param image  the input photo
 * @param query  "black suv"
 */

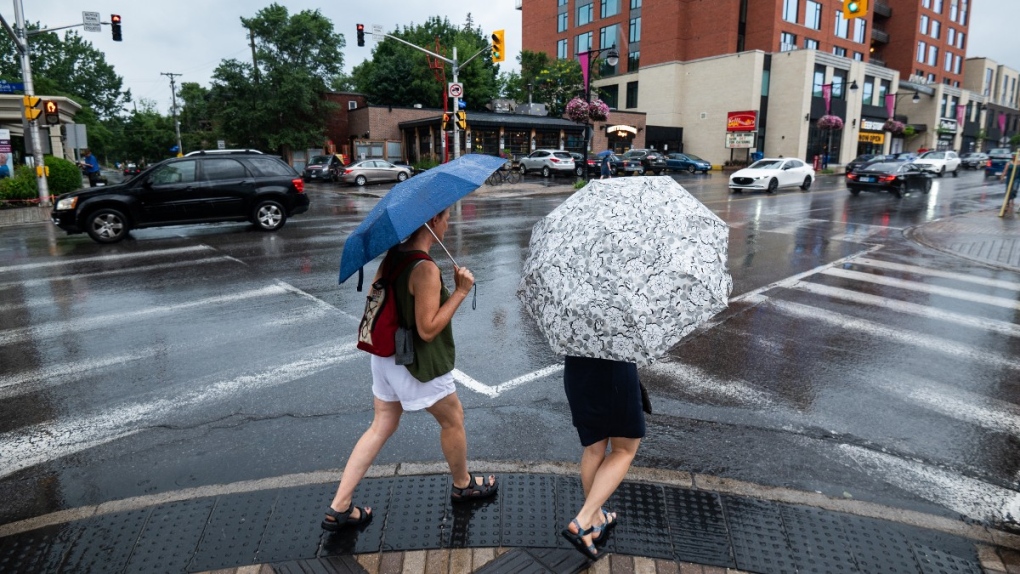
xmin=622 ymin=149 xmax=668 ymax=175
xmin=52 ymin=152 xmax=309 ymax=244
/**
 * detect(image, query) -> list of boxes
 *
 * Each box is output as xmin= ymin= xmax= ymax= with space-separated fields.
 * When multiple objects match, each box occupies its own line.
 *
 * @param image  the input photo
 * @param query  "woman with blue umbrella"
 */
xmin=323 ymin=155 xmax=505 ymax=531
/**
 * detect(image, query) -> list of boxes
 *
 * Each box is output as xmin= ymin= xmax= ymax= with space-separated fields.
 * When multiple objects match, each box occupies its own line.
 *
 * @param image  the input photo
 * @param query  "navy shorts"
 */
xmin=563 ymin=356 xmax=646 ymax=447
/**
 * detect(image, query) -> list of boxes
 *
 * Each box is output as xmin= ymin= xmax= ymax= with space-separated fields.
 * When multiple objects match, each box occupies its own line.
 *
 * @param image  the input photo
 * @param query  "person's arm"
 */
xmin=409 ymin=262 xmax=472 ymax=342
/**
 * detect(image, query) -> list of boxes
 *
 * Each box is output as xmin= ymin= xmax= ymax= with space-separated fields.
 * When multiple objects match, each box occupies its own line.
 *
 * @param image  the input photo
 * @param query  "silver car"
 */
xmin=519 ymin=149 xmax=576 ymax=178
xmin=339 ymin=160 xmax=413 ymax=186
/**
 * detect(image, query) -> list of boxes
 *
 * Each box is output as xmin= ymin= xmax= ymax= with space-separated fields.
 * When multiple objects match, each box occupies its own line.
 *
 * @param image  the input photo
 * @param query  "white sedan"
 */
xmin=912 ymin=151 xmax=961 ymax=177
xmin=728 ymin=158 xmax=815 ymax=193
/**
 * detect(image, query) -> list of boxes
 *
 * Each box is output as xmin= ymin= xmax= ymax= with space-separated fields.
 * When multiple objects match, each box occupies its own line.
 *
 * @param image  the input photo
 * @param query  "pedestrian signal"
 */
xmin=43 ymin=100 xmax=60 ymax=125
xmin=22 ymin=95 xmax=41 ymax=120
xmin=491 ymin=30 xmax=505 ymax=63
xmin=842 ymin=0 xmax=868 ymax=19
xmin=356 ymin=24 xmax=365 ymax=47
xmin=456 ymin=111 xmax=467 ymax=130
xmin=442 ymin=113 xmax=450 ymax=130
xmin=111 ymin=14 xmax=122 ymax=41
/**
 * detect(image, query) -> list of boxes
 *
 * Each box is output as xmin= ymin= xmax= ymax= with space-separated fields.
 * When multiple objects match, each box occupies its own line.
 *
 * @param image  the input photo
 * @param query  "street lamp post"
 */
xmin=578 ymin=45 xmax=619 ymax=179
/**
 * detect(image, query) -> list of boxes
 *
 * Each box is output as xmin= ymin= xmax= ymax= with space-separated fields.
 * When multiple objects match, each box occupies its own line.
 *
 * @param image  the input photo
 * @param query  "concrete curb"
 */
xmin=0 ymin=205 xmax=49 ymax=227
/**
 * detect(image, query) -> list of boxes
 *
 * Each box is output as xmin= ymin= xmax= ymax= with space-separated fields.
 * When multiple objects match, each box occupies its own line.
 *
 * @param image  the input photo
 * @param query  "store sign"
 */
xmin=606 ymin=124 xmax=637 ymax=138
xmin=861 ymin=119 xmax=885 ymax=131
xmin=727 ymin=110 xmax=757 ymax=132
xmin=725 ymin=131 xmax=756 ymax=148
xmin=859 ymin=132 xmax=885 ymax=144
xmin=938 ymin=118 xmax=958 ymax=133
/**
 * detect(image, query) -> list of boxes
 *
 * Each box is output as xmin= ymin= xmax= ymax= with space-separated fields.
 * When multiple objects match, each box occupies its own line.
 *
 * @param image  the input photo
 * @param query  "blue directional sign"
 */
xmin=0 ymin=81 xmax=25 ymax=93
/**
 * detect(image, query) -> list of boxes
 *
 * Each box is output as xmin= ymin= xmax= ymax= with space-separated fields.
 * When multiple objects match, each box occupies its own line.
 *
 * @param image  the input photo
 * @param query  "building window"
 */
xmin=985 ymin=68 xmax=993 ymax=96
xmin=944 ymin=52 xmax=952 ymax=72
xmin=922 ymin=0 xmax=930 ymax=8
xmin=626 ymin=81 xmax=639 ymax=108
xmin=957 ymin=32 xmax=965 ymax=49
xmin=558 ymin=12 xmax=568 ymax=33
xmin=804 ymin=38 xmax=819 ymax=50
xmin=854 ymin=51 xmax=863 ymax=61
xmin=558 ymin=0 xmax=568 ymax=5
xmin=927 ymin=72 xmax=936 ymax=83
xmin=600 ymin=84 xmax=619 ymax=109
xmin=917 ymin=41 xmax=926 ymax=64
xmin=781 ymin=32 xmax=797 ymax=52
xmin=920 ymin=15 xmax=928 ymax=34
xmin=575 ymin=32 xmax=592 ymax=55
xmin=601 ymin=0 xmax=620 ymax=19
xmin=834 ymin=10 xmax=849 ymax=38
xmin=600 ymin=24 xmax=619 ymax=52
xmin=948 ymin=28 xmax=955 ymax=45
xmin=927 ymin=45 xmax=937 ymax=66
xmin=862 ymin=76 xmax=874 ymax=105
xmin=833 ymin=46 xmax=846 ymax=57
xmin=628 ymin=50 xmax=640 ymax=72
xmin=783 ymin=0 xmax=799 ymax=23
xmin=762 ymin=69 xmax=771 ymax=96
xmin=557 ymin=39 xmax=568 ymax=59
xmin=805 ymin=1 xmax=821 ymax=29
xmin=629 ymin=16 xmax=641 ymax=42
xmin=630 ymin=0 xmax=641 ymax=8
xmin=933 ymin=0 xmax=943 ymax=14
xmin=930 ymin=20 xmax=940 ymax=39
xmin=812 ymin=65 xmax=826 ymax=97
xmin=577 ymin=2 xmax=593 ymax=26
xmin=832 ymin=69 xmax=848 ymax=99
xmin=953 ymin=55 xmax=961 ymax=74
xmin=854 ymin=19 xmax=867 ymax=43
xmin=878 ymin=79 xmax=890 ymax=101
xmin=950 ymin=1 xmax=958 ymax=20
xmin=959 ymin=6 xmax=967 ymax=25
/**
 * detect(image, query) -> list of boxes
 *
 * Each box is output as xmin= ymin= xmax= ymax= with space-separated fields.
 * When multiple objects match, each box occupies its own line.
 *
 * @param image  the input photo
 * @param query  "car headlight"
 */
xmin=55 ymin=197 xmax=77 ymax=210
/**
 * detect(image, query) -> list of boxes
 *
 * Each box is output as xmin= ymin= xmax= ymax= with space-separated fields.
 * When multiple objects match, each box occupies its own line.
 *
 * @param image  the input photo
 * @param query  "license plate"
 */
xmin=861 ymin=177 xmax=874 ymax=182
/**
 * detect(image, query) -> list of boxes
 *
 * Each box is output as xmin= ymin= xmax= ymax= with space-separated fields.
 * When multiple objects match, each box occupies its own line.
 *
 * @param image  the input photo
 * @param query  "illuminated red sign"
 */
xmin=727 ymin=110 xmax=757 ymax=132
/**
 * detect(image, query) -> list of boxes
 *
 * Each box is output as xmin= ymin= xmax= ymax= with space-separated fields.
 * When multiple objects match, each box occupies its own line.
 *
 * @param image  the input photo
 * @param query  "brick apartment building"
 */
xmin=520 ymin=0 xmax=980 ymax=164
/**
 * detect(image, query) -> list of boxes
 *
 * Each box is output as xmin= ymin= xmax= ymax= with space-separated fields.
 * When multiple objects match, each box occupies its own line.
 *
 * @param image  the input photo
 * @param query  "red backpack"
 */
xmin=356 ymin=252 xmax=432 ymax=356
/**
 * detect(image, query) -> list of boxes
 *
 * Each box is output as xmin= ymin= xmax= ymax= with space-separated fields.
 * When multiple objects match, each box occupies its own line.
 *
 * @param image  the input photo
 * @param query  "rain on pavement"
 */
xmin=1 ymin=170 xmax=1018 ymax=532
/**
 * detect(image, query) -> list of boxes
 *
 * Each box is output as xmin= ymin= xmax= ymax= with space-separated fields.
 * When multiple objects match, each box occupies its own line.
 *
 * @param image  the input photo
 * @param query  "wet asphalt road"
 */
xmin=1 ymin=169 xmax=1018 ymax=531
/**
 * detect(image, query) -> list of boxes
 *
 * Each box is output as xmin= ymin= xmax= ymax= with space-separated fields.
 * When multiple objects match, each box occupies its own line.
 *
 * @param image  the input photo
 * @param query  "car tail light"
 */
xmin=846 ymin=173 xmax=858 ymax=180
xmin=549 ymin=158 xmax=560 ymax=163
xmin=344 ymin=169 xmax=353 ymax=174
xmin=879 ymin=175 xmax=896 ymax=182
xmin=987 ymin=160 xmax=992 ymax=168
xmin=292 ymin=178 xmax=305 ymax=193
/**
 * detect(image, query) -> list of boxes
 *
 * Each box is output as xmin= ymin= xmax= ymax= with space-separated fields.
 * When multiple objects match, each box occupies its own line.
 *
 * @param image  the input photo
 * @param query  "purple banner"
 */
xmin=822 ymin=84 xmax=832 ymax=114
xmin=885 ymin=94 xmax=896 ymax=118
xmin=999 ymin=113 xmax=1007 ymax=134
xmin=956 ymin=104 xmax=966 ymax=126
xmin=578 ymin=51 xmax=590 ymax=90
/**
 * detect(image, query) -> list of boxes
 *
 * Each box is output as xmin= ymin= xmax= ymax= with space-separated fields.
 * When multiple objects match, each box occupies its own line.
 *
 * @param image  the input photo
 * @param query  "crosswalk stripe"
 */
xmin=821 ymin=267 xmax=1020 ymax=310
xmin=493 ymin=365 xmax=564 ymax=395
xmin=767 ymin=299 xmax=1020 ymax=370
xmin=644 ymin=360 xmax=774 ymax=406
xmin=790 ymin=281 xmax=1020 ymax=338
xmin=895 ymin=374 xmax=1020 ymax=437
xmin=853 ymin=257 xmax=1020 ymax=291
xmin=0 ymin=256 xmax=235 ymax=292
xmin=0 ymin=245 xmax=214 ymax=274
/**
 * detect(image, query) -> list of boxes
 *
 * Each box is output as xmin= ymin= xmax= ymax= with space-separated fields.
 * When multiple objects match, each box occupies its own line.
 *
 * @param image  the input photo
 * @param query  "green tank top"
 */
xmin=392 ymin=250 xmax=456 ymax=382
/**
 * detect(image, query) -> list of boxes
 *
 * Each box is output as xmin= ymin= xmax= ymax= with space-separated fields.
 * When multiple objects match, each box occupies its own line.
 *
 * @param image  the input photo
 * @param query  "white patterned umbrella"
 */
xmin=516 ymin=177 xmax=732 ymax=365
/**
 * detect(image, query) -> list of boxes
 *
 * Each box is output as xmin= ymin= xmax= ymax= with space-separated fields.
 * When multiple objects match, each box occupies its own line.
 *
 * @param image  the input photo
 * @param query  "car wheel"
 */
xmin=635 ymin=168 xmax=645 ymax=176
xmin=891 ymin=186 xmax=902 ymax=198
xmin=849 ymin=187 xmax=861 ymax=196
xmin=938 ymin=166 xmax=945 ymax=178
xmin=800 ymin=176 xmax=812 ymax=191
xmin=952 ymin=168 xmax=959 ymax=178
xmin=85 ymin=207 xmax=130 ymax=244
xmin=542 ymin=166 xmax=551 ymax=178
xmin=355 ymin=175 xmax=367 ymax=186
xmin=687 ymin=165 xmax=697 ymax=174
xmin=924 ymin=179 xmax=932 ymax=193
xmin=766 ymin=178 xmax=778 ymax=193
xmin=397 ymin=171 xmax=408 ymax=182
xmin=576 ymin=166 xmax=584 ymax=177
xmin=253 ymin=200 xmax=287 ymax=231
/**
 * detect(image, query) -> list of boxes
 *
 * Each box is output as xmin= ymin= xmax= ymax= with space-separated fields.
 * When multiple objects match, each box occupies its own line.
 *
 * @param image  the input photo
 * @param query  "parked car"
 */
xmin=912 ymin=150 xmax=961 ymax=177
xmin=51 ymin=152 xmax=308 ymax=244
xmin=728 ymin=158 xmax=815 ymax=193
xmin=339 ymin=160 xmax=413 ymax=186
xmin=302 ymin=154 xmax=346 ymax=182
xmin=599 ymin=152 xmax=643 ymax=175
xmin=885 ymin=152 xmax=919 ymax=162
xmin=519 ymin=149 xmax=575 ymax=177
xmin=845 ymin=154 xmax=879 ymax=174
xmin=122 ymin=163 xmax=141 ymax=178
xmin=665 ymin=153 xmax=712 ymax=174
xmin=960 ymin=152 xmax=988 ymax=169
xmin=985 ymin=147 xmax=1015 ymax=177
xmin=569 ymin=152 xmax=598 ymax=177
xmin=845 ymin=161 xmax=932 ymax=198
xmin=622 ymin=149 xmax=668 ymax=175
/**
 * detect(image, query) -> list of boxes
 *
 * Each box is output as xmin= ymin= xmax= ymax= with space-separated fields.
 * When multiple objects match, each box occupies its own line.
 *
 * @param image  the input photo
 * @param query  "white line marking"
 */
xmin=821 ymin=268 xmax=1020 ymax=310
xmin=452 ymin=369 xmax=499 ymax=397
xmin=275 ymin=280 xmax=359 ymax=321
xmin=790 ymin=281 xmax=1020 ymax=338
xmin=897 ymin=375 xmax=1020 ymax=437
xmin=853 ymin=257 xmax=1020 ymax=291
xmin=645 ymin=360 xmax=774 ymax=406
xmin=767 ymin=299 xmax=1020 ymax=370
xmin=0 ymin=256 xmax=235 ymax=292
xmin=0 ymin=343 xmax=360 ymax=480
xmin=0 ymin=284 xmax=289 ymax=346
xmin=0 ymin=350 xmax=158 ymax=399
xmin=493 ymin=365 xmax=564 ymax=394
xmin=730 ymin=245 xmax=885 ymax=305
xmin=0 ymin=245 xmax=214 ymax=274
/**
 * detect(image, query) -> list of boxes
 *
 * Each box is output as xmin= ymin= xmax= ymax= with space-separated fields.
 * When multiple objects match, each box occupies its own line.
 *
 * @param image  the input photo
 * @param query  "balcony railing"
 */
xmin=871 ymin=28 xmax=890 ymax=43
xmin=873 ymin=2 xmax=892 ymax=18
xmin=870 ymin=57 xmax=886 ymax=67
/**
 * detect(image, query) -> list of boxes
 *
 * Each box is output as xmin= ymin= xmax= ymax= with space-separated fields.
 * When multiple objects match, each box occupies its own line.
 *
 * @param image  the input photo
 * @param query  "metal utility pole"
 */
xmin=161 ymin=72 xmax=184 ymax=157
xmin=11 ymin=0 xmax=50 ymax=205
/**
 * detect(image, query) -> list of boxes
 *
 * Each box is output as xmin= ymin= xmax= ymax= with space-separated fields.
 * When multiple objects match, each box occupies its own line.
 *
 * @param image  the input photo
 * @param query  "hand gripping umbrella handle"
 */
xmin=425 ymin=223 xmax=477 ymax=310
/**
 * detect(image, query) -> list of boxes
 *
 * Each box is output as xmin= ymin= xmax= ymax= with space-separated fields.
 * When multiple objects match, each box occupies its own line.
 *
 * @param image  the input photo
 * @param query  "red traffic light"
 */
xmin=111 ymin=14 xmax=122 ymax=41
xmin=356 ymin=23 xmax=365 ymax=47
xmin=111 ymin=14 xmax=121 ymax=23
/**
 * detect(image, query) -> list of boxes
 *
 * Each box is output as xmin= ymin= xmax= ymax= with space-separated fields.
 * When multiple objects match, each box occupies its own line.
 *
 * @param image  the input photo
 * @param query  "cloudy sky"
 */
xmin=13 ymin=0 xmax=1020 ymax=114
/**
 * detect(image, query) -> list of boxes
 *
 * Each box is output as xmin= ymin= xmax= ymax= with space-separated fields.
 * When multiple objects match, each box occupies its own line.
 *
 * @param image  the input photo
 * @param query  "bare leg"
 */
xmin=328 ymin=398 xmax=403 ymax=520
xmin=567 ymin=437 xmax=642 ymax=553
xmin=426 ymin=392 xmax=494 ymax=490
xmin=580 ymin=439 xmax=608 ymax=497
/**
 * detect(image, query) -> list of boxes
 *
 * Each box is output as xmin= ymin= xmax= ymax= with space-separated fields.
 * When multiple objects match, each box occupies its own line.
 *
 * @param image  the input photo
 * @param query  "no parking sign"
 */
xmin=448 ymin=83 xmax=463 ymax=98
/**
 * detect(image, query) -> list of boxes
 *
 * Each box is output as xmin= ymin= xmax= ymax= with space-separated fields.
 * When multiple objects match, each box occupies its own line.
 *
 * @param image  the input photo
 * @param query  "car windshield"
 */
xmin=920 ymin=152 xmax=944 ymax=159
xmin=309 ymin=155 xmax=331 ymax=165
xmin=685 ymin=154 xmax=704 ymax=161
xmin=553 ymin=152 xmax=572 ymax=159
xmin=748 ymin=160 xmax=783 ymax=169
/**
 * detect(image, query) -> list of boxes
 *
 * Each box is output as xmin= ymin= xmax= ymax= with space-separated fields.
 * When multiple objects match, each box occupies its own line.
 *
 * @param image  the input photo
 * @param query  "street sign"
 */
xmin=217 ymin=140 xmax=226 ymax=149
xmin=448 ymin=82 xmax=463 ymax=98
xmin=83 ymin=11 xmax=101 ymax=33
xmin=371 ymin=24 xmax=383 ymax=41
xmin=725 ymin=131 xmax=756 ymax=149
xmin=0 ymin=81 xmax=24 ymax=93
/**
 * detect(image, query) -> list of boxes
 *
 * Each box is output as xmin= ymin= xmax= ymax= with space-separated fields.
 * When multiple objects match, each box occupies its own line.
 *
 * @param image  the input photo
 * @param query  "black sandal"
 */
xmin=451 ymin=474 xmax=498 ymax=502
xmin=321 ymin=502 xmax=372 ymax=532
xmin=591 ymin=508 xmax=617 ymax=545
xmin=561 ymin=518 xmax=599 ymax=560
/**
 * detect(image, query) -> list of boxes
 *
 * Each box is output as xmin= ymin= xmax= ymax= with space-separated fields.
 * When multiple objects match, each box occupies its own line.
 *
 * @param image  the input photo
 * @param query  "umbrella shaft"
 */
xmin=425 ymin=223 xmax=459 ymax=267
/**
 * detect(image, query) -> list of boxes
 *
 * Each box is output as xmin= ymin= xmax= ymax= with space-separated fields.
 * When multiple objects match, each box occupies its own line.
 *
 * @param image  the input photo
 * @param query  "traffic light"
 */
xmin=842 ymin=0 xmax=868 ymax=19
xmin=442 ymin=113 xmax=450 ymax=130
xmin=356 ymin=24 xmax=365 ymax=47
xmin=43 ymin=100 xmax=60 ymax=125
xmin=111 ymin=14 xmax=122 ymax=41
xmin=456 ymin=111 xmax=467 ymax=130
xmin=22 ymin=95 xmax=40 ymax=120
xmin=491 ymin=30 xmax=505 ymax=63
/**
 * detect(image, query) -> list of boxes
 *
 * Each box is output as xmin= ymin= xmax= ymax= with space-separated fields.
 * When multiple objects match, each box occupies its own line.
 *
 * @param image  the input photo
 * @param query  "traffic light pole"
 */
xmin=12 ymin=0 xmax=50 ymax=206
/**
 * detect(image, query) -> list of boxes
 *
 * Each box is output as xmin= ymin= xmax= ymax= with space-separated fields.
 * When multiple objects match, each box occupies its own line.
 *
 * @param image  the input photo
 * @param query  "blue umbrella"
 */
xmin=339 ymin=154 xmax=506 ymax=288
xmin=595 ymin=150 xmax=614 ymax=158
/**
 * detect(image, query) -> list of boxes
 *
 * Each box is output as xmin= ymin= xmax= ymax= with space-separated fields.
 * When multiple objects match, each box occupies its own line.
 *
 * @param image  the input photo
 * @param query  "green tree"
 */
xmin=178 ymin=82 xmax=217 ymax=152
xmin=534 ymin=58 xmax=584 ymax=117
xmin=208 ymin=3 xmax=345 ymax=153
xmin=119 ymin=100 xmax=176 ymax=165
xmin=351 ymin=15 xmax=500 ymax=111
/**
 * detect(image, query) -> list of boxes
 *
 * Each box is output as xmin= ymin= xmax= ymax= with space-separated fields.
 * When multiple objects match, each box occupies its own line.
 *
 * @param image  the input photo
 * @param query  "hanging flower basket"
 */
xmin=817 ymin=115 xmax=844 ymax=130
xmin=882 ymin=119 xmax=905 ymax=135
xmin=588 ymin=99 xmax=610 ymax=122
xmin=565 ymin=97 xmax=590 ymax=123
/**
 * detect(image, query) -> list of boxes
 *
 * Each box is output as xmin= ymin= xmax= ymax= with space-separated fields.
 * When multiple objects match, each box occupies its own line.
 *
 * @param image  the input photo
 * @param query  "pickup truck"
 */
xmin=985 ymin=148 xmax=1015 ymax=177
